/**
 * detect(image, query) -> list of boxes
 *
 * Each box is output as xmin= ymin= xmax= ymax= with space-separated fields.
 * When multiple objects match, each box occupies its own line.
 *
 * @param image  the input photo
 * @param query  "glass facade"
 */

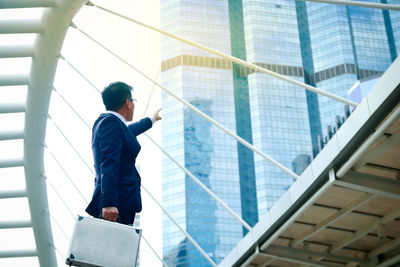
xmin=161 ymin=1 xmax=242 ymax=266
xmin=307 ymin=1 xmax=394 ymax=132
xmin=160 ymin=0 xmax=399 ymax=265
xmin=387 ymin=0 xmax=400 ymax=58
xmin=242 ymin=0 xmax=312 ymax=214
xmin=228 ymin=0 xmax=258 ymax=233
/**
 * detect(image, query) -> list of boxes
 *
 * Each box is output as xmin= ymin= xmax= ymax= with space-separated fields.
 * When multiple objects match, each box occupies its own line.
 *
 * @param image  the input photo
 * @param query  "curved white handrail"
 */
xmin=23 ymin=1 xmax=86 ymax=266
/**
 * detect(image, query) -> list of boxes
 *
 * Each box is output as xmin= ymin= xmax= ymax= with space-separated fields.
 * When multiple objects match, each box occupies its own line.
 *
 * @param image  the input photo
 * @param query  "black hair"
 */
xmin=101 ymin=81 xmax=132 ymax=111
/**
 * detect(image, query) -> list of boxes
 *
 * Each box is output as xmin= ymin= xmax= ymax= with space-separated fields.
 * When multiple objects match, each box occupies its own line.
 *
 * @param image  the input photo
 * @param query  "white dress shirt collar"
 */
xmin=104 ymin=110 xmax=127 ymax=124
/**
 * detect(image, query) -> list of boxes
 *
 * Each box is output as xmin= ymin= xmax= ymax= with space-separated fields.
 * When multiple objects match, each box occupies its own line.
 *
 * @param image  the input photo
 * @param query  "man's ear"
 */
xmin=124 ymin=99 xmax=130 ymax=108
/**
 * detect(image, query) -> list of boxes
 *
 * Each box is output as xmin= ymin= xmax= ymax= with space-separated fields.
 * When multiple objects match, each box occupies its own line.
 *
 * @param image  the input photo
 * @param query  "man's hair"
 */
xmin=102 ymin=81 xmax=132 ymax=111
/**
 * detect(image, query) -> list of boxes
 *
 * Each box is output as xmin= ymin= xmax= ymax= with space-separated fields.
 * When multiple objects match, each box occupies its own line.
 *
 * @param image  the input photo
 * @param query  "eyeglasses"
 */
xmin=128 ymin=98 xmax=137 ymax=102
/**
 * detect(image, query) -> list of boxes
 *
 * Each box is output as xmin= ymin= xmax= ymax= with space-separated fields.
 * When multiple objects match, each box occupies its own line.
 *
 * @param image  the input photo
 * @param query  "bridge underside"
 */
xmin=221 ymin=58 xmax=400 ymax=267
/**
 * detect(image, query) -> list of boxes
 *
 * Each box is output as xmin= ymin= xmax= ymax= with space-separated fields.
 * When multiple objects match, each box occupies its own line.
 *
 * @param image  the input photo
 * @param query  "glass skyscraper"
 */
xmin=242 ymin=0 xmax=312 ymax=215
xmin=306 ymin=1 xmax=394 ymax=134
xmin=160 ymin=0 xmax=399 ymax=266
xmin=161 ymin=1 xmax=244 ymax=265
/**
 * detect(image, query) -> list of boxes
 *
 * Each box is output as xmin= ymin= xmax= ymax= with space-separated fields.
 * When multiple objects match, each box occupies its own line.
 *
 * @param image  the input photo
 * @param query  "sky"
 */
xmin=0 ymin=1 xmax=163 ymax=266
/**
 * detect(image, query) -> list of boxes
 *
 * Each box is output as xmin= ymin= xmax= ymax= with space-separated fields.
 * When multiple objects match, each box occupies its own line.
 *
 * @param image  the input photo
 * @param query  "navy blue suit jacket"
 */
xmin=85 ymin=113 xmax=152 ymax=225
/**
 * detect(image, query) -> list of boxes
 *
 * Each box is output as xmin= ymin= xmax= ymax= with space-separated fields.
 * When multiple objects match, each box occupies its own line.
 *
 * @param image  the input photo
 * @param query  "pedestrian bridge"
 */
xmin=0 ymin=1 xmax=399 ymax=266
xmin=221 ymin=57 xmax=400 ymax=267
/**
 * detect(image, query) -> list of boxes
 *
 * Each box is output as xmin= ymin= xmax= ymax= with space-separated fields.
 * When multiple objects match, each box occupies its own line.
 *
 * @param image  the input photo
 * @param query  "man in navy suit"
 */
xmin=86 ymin=81 xmax=161 ymax=225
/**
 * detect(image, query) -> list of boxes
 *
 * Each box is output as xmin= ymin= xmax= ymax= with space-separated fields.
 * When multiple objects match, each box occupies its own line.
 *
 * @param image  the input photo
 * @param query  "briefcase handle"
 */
xmin=98 ymin=212 xmax=121 ymax=223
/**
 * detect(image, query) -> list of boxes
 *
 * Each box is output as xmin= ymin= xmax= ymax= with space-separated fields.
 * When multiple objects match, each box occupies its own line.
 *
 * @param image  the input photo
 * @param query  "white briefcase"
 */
xmin=66 ymin=216 xmax=141 ymax=267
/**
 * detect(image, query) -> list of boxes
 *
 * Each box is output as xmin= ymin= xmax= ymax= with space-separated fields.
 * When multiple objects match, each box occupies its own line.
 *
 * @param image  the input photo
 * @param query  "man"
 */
xmin=86 ymin=81 xmax=161 ymax=225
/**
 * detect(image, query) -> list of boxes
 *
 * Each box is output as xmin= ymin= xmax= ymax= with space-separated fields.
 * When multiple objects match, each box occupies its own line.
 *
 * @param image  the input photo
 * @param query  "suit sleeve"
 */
xmin=128 ymin=117 xmax=153 ymax=136
xmin=98 ymin=117 xmax=123 ymax=208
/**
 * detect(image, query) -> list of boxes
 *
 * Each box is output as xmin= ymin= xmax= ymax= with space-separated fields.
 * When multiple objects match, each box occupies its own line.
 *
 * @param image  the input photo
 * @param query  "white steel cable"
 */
xmin=53 ymin=87 xmax=92 ymax=130
xmin=59 ymin=55 xmax=159 ymax=120
xmin=52 ymin=65 xmax=251 ymax=231
xmin=46 ymin=147 xmax=89 ymax=205
xmin=60 ymin=54 xmax=158 ymax=119
xmin=301 ymin=0 xmax=400 ymax=11
xmin=47 ymin=179 xmax=76 ymax=219
xmin=59 ymin=55 xmax=101 ymax=93
xmin=141 ymin=234 xmax=170 ymax=267
xmin=69 ymin=24 xmax=300 ymax=180
xmin=50 ymin=153 xmax=170 ymax=267
xmin=142 ymin=68 xmax=160 ymax=117
xmin=48 ymin=116 xmax=95 ymax=176
xmin=52 ymin=88 xmax=92 ymax=131
xmin=49 ymin=213 xmax=71 ymax=243
xmin=50 ymin=71 xmax=237 ymax=265
xmin=53 ymin=245 xmax=66 ymax=265
xmin=87 ymin=1 xmax=358 ymax=108
xmin=142 ymin=185 xmax=217 ymax=267
xmin=48 ymin=137 xmax=168 ymax=267
xmin=50 ymin=182 xmax=167 ymax=267
xmin=145 ymin=133 xmax=252 ymax=231
xmin=52 ymin=133 xmax=202 ymax=266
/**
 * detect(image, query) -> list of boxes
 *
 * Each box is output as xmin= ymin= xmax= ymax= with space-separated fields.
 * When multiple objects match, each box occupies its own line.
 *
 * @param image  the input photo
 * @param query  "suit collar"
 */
xmin=103 ymin=110 xmax=127 ymax=124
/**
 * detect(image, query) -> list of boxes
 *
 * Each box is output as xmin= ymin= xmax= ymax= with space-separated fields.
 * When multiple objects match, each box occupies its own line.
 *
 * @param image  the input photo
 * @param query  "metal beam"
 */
xmin=336 ymin=171 xmax=400 ymax=200
xmin=0 ymin=190 xmax=27 ymax=199
xmin=368 ymin=236 xmax=400 ymax=259
xmin=250 ymin=249 xmax=276 ymax=267
xmin=0 ymin=220 xmax=32 ymax=229
xmin=364 ymin=163 xmax=400 ymax=174
xmin=0 ymin=250 xmax=37 ymax=258
xmin=259 ymin=256 xmax=275 ymax=266
xmin=264 ymin=245 xmax=368 ymax=265
xmin=260 ymin=169 xmax=337 ymax=251
xmin=0 ymin=45 xmax=34 ymax=58
xmin=337 ymin=106 xmax=400 ymax=178
xmin=240 ymin=248 xmax=260 ymax=267
xmin=378 ymin=253 xmax=400 ymax=267
xmin=291 ymin=193 xmax=374 ymax=246
xmin=0 ymin=74 xmax=29 ymax=86
xmin=0 ymin=158 xmax=24 ymax=168
xmin=0 ymin=20 xmax=43 ymax=34
xmin=300 ymin=0 xmax=400 ymax=11
xmin=0 ymin=129 xmax=24 ymax=141
xmin=23 ymin=1 xmax=87 ymax=266
xmin=0 ymin=0 xmax=56 ymax=8
xmin=354 ymin=130 xmax=400 ymax=171
xmin=0 ymin=103 xmax=25 ymax=114
xmin=330 ymin=208 xmax=400 ymax=252
xmin=262 ymin=245 xmax=342 ymax=267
